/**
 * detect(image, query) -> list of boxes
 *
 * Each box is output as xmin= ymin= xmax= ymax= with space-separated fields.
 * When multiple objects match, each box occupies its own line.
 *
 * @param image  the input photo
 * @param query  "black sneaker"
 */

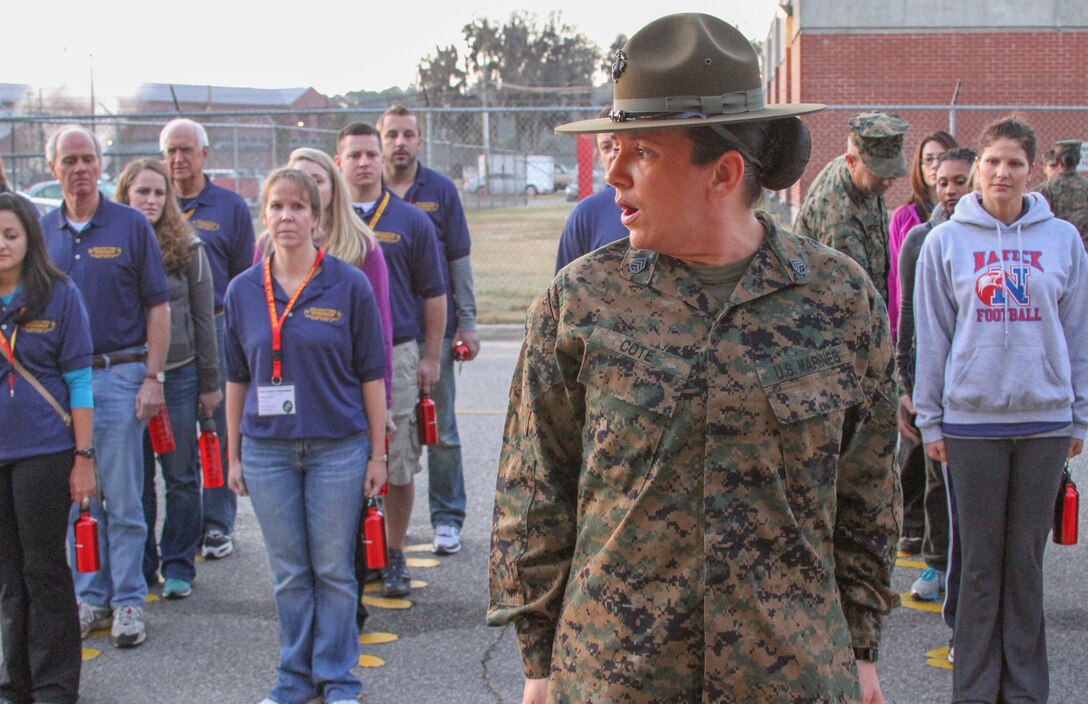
xmin=898 ymin=535 xmax=923 ymax=556
xmin=202 ymin=530 xmax=233 ymax=559
xmin=382 ymin=549 xmax=411 ymax=597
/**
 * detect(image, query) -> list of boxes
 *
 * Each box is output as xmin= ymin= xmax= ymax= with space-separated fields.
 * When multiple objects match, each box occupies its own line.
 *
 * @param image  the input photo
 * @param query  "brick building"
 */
xmin=762 ymin=0 xmax=1088 ymax=218
xmin=115 ymin=83 xmax=333 ymax=182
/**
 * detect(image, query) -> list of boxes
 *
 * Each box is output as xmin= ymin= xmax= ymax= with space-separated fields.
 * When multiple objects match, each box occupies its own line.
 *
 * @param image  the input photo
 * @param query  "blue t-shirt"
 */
xmin=555 ymin=186 xmax=629 ymax=273
xmin=178 ymin=176 xmax=255 ymax=310
xmin=224 ymin=253 xmax=385 ymax=441
xmin=0 ymin=279 xmax=93 ymax=462
xmin=401 ymin=164 xmax=471 ymax=339
xmin=355 ymin=189 xmax=446 ymax=344
xmin=42 ymin=196 xmax=171 ymax=354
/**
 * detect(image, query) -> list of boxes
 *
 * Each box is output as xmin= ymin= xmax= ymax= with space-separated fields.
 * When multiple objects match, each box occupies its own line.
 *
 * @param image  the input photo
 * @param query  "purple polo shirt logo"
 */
xmin=304 ymin=307 xmax=343 ymax=323
xmin=88 ymin=246 xmax=122 ymax=259
xmin=375 ymin=231 xmax=402 ymax=244
xmin=22 ymin=319 xmax=57 ymax=334
xmin=414 ymin=201 xmax=439 ymax=213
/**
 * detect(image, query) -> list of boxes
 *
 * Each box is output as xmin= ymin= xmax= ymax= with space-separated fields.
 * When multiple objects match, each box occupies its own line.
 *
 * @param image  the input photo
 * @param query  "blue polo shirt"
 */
xmin=400 ymin=164 xmax=471 ymax=339
xmin=555 ymin=186 xmax=629 ymax=273
xmin=42 ymin=195 xmax=171 ymax=355
xmin=354 ymin=189 xmax=446 ymax=345
xmin=179 ymin=176 xmax=255 ymax=310
xmin=0 ymin=279 xmax=93 ymax=463
xmin=224 ymin=253 xmax=385 ymax=441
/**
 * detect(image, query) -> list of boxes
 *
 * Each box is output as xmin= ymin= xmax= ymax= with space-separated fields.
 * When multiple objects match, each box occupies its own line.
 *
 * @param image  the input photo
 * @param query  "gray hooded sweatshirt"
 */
xmin=913 ymin=192 xmax=1088 ymax=443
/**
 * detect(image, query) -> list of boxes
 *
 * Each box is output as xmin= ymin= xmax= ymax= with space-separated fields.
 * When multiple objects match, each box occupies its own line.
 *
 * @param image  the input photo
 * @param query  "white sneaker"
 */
xmin=78 ymin=601 xmax=112 ymax=639
xmin=202 ymin=529 xmax=234 ymax=559
xmin=110 ymin=605 xmax=146 ymax=647
xmin=432 ymin=525 xmax=462 ymax=555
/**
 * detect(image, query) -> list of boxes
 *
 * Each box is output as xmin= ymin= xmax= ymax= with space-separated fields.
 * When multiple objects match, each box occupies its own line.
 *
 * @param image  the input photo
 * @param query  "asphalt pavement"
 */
xmin=75 ymin=328 xmax=1088 ymax=704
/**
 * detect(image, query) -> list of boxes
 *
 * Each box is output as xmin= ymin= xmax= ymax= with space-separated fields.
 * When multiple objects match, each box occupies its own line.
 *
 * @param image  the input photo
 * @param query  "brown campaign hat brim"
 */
xmin=556 ymin=103 xmax=826 ymax=135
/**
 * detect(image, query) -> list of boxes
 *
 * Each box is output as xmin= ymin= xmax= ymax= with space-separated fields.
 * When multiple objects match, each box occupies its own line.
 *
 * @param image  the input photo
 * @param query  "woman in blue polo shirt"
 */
xmin=0 ymin=192 xmax=95 ymax=704
xmin=224 ymin=168 xmax=387 ymax=704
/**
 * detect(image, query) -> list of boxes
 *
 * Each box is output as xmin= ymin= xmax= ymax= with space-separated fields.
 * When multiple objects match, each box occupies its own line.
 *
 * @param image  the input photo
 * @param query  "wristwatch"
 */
xmin=146 ymin=371 xmax=165 ymax=383
xmin=852 ymin=646 xmax=878 ymax=663
xmin=75 ymin=447 xmax=96 ymax=461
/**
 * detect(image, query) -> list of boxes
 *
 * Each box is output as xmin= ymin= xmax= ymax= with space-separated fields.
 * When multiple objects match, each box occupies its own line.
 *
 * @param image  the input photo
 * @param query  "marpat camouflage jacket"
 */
xmin=1038 ymin=172 xmax=1088 ymax=251
xmin=794 ymin=155 xmax=891 ymax=304
xmin=489 ymin=217 xmax=901 ymax=703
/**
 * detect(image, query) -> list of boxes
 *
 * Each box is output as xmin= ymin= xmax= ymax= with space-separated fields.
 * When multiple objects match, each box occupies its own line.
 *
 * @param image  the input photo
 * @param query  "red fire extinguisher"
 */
xmin=363 ymin=496 xmax=388 ymax=569
xmin=417 ymin=391 xmax=438 ymax=445
xmin=200 ymin=417 xmax=224 ymax=489
xmin=74 ymin=503 xmax=100 ymax=573
xmin=148 ymin=407 xmax=176 ymax=454
xmin=1054 ymin=466 xmax=1079 ymax=546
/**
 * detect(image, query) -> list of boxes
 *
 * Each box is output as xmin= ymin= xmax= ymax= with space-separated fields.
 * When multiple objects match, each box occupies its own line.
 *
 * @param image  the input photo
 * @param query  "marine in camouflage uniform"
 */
xmin=1037 ymin=140 xmax=1088 ymax=250
xmin=489 ymin=14 xmax=900 ymax=702
xmin=794 ymin=113 xmax=910 ymax=304
xmin=489 ymin=215 xmax=900 ymax=702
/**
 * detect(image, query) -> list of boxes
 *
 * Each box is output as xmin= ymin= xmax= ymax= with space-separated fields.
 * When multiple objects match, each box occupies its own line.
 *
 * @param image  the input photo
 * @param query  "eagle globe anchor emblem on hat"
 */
xmin=558 ymin=12 xmax=826 ymax=191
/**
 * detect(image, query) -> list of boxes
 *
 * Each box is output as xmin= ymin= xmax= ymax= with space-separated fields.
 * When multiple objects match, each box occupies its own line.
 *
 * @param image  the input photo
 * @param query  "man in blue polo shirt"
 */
xmin=42 ymin=126 xmax=171 ymax=648
xmin=378 ymin=105 xmax=478 ymax=557
xmin=336 ymin=122 xmax=447 ymax=597
xmin=555 ymin=122 xmax=627 ymax=272
xmin=160 ymin=118 xmax=255 ymax=560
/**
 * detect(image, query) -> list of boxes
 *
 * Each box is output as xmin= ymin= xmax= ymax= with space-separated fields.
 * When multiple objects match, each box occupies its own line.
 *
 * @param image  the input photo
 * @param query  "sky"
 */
xmin=5 ymin=1 xmax=781 ymax=101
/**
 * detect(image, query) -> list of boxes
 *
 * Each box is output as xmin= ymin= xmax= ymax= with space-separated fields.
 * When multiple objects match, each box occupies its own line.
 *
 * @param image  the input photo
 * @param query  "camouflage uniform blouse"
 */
xmin=1038 ymin=172 xmax=1088 ymax=251
xmin=794 ymin=156 xmax=891 ymax=304
xmin=489 ymin=218 xmax=901 ymax=703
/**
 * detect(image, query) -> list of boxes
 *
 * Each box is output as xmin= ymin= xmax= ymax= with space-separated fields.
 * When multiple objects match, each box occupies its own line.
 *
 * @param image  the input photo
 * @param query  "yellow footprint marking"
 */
xmin=357 ymin=654 xmax=385 ymax=667
xmin=403 ymin=544 xmax=432 ymax=553
xmin=360 ymin=632 xmax=398 ymax=645
xmin=406 ymin=558 xmax=439 ymax=568
xmin=899 ymin=593 xmax=942 ymax=613
xmin=81 ymin=647 xmax=101 ymax=661
xmin=361 ymin=595 xmax=412 ymax=609
xmin=896 ymin=558 xmax=927 ymax=570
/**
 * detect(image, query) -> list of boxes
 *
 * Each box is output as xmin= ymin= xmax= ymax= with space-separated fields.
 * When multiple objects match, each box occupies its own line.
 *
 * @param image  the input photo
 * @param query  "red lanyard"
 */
xmin=263 ymin=248 xmax=324 ymax=384
xmin=0 ymin=325 xmax=18 ymax=397
xmin=368 ymin=192 xmax=390 ymax=230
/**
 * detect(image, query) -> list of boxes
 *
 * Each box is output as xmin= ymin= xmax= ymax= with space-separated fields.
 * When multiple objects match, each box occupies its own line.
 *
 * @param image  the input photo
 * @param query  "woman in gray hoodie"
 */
xmin=914 ymin=118 xmax=1088 ymax=703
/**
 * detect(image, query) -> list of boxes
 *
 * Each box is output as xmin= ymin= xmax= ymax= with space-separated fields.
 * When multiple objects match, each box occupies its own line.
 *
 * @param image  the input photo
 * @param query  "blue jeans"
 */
xmin=202 ymin=314 xmax=235 ymax=536
xmin=421 ymin=338 xmax=465 ymax=529
xmin=142 ymin=361 xmax=202 ymax=583
xmin=242 ymin=433 xmax=368 ymax=704
xmin=68 ymin=359 xmax=149 ymax=608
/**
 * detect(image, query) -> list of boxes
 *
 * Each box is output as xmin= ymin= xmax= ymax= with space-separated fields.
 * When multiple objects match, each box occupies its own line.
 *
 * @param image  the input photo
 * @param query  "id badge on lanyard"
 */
xmin=260 ymin=248 xmax=323 ymax=416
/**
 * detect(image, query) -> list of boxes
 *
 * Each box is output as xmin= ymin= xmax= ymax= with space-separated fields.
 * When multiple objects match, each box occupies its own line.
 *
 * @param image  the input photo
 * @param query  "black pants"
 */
xmin=0 ymin=450 xmax=81 ymax=704
xmin=896 ymin=434 xmax=927 ymax=538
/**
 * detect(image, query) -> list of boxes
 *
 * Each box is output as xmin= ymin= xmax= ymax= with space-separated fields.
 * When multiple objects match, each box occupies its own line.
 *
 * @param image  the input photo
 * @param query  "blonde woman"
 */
xmin=255 ymin=149 xmax=392 ymax=406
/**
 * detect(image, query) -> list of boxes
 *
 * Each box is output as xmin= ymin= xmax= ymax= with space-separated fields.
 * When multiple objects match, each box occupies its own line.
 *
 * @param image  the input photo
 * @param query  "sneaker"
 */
xmin=910 ymin=567 xmax=946 ymax=601
xmin=948 ymin=644 xmax=955 ymax=664
xmin=382 ymin=548 xmax=411 ymax=597
xmin=78 ymin=601 xmax=112 ymax=639
xmin=163 ymin=578 xmax=192 ymax=599
xmin=432 ymin=525 xmax=462 ymax=555
xmin=202 ymin=530 xmax=234 ymax=559
xmin=110 ymin=605 xmax=146 ymax=647
xmin=898 ymin=535 xmax=923 ymax=555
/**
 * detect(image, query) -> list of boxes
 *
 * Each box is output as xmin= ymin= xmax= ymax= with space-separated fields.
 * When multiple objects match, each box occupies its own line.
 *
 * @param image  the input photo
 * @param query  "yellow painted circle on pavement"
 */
xmin=406 ymin=557 xmax=440 ymax=568
xmin=360 ymin=632 xmax=399 ymax=645
xmin=362 ymin=595 xmax=412 ymax=609
xmin=364 ymin=580 xmax=427 ymax=593
xmin=82 ymin=647 xmax=102 ymax=661
xmin=357 ymin=654 xmax=386 ymax=667
xmin=899 ymin=593 xmax=942 ymax=613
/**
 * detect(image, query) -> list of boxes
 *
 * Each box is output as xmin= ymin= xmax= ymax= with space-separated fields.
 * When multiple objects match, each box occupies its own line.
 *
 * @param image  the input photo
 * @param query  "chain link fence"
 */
xmin=2 ymin=104 xmax=1085 ymax=323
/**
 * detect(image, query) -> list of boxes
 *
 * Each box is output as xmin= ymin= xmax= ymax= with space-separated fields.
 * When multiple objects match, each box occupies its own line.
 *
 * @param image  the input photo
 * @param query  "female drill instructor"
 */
xmin=225 ymin=168 xmax=387 ymax=704
xmin=489 ymin=13 xmax=900 ymax=704
xmin=0 ymin=192 xmax=95 ymax=704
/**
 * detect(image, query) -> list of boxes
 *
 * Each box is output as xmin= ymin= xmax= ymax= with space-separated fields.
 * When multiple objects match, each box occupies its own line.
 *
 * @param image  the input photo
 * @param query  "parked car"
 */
xmin=23 ymin=179 xmax=115 ymax=201
xmin=553 ymin=163 xmax=575 ymax=191
xmin=463 ymin=172 xmax=527 ymax=196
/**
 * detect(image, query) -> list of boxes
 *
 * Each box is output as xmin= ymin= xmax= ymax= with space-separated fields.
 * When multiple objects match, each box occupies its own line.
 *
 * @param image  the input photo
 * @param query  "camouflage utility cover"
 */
xmin=1038 ymin=172 xmax=1088 ymax=250
xmin=794 ymin=155 xmax=891 ymax=303
xmin=489 ymin=216 xmax=901 ymax=702
xmin=847 ymin=112 xmax=909 ymax=179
